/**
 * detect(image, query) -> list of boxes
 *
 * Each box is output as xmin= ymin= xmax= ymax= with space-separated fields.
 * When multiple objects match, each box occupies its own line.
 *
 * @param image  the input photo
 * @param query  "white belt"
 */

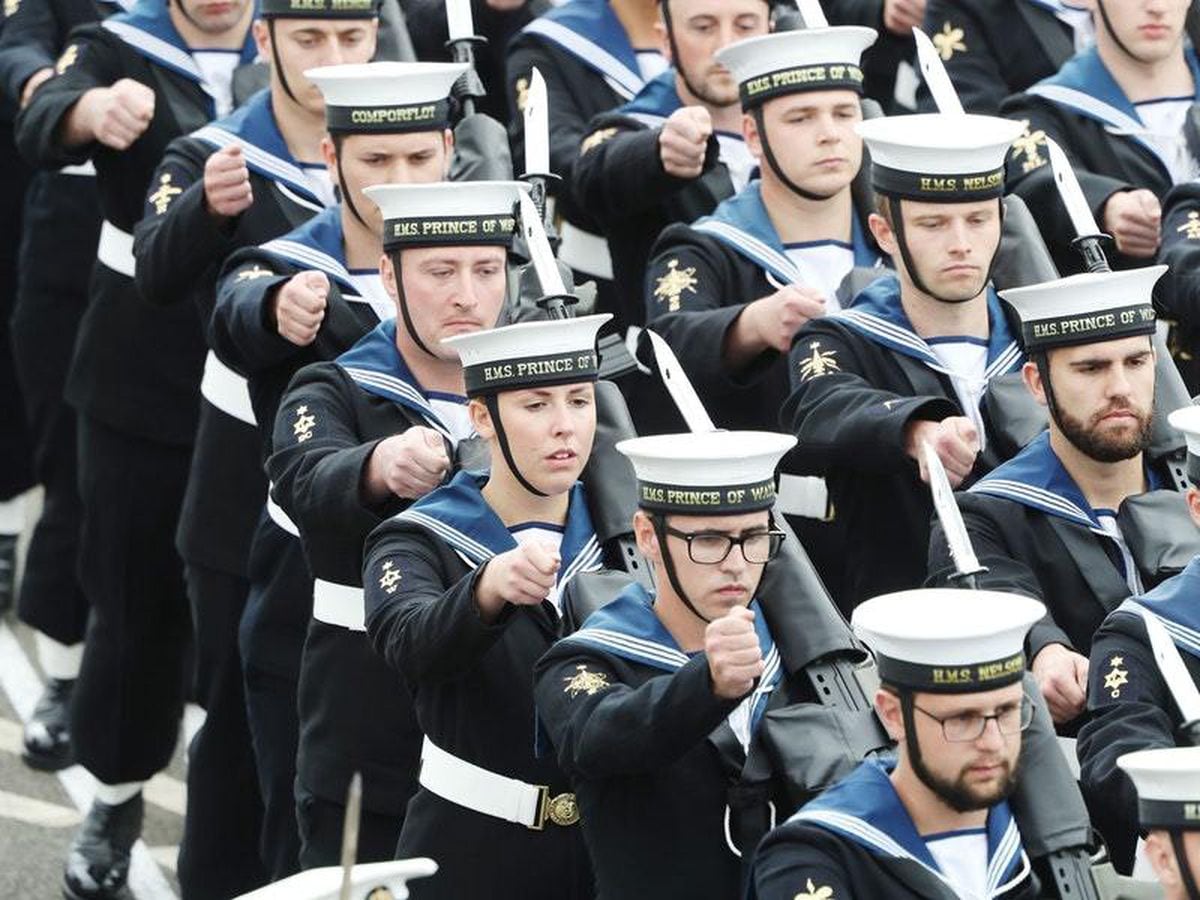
xmin=777 ymin=474 xmax=830 ymax=521
xmin=557 ymin=221 xmax=613 ymax=281
xmin=59 ymin=161 xmax=96 ymax=177
xmin=200 ymin=350 xmax=256 ymax=425
xmin=312 ymin=579 xmax=365 ymax=631
xmin=97 ymin=220 xmax=136 ymax=277
xmin=266 ymin=485 xmax=300 ymax=537
xmin=418 ymin=736 xmax=579 ymax=830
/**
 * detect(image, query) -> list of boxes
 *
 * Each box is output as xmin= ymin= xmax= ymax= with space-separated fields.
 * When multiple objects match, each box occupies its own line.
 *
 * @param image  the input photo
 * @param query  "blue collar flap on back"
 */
xmin=521 ymin=0 xmax=644 ymax=99
xmin=259 ymin=206 xmax=356 ymax=295
xmin=618 ymin=69 xmax=682 ymax=127
xmin=1116 ymin=557 xmax=1200 ymax=660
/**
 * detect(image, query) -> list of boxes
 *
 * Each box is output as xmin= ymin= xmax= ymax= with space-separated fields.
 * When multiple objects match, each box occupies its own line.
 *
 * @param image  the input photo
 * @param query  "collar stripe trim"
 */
xmin=341 ymin=366 xmax=450 ymax=436
xmin=275 ymin=182 xmax=325 ymax=214
xmin=694 ymin=219 xmax=801 ymax=285
xmin=564 ymin=628 xmax=691 ymax=668
xmin=395 ymin=509 xmax=494 ymax=562
xmin=1026 ymin=84 xmax=1170 ymax=173
xmin=103 ymin=20 xmax=204 ymax=82
xmin=191 ymin=125 xmax=322 ymax=202
xmin=1121 ymin=599 xmax=1200 ymax=656
xmin=259 ymin=239 xmax=354 ymax=289
xmin=835 ymin=310 xmax=947 ymax=370
xmin=523 ymin=18 xmax=642 ymax=98
xmin=969 ymin=479 xmax=1106 ymax=534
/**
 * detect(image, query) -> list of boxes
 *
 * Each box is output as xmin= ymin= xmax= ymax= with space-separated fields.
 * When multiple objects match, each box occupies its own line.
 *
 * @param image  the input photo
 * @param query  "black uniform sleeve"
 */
xmin=210 ymin=249 xmax=298 ymax=374
xmin=534 ymin=644 xmax=736 ymax=778
xmin=751 ymin=826 xmax=856 ymax=900
xmin=823 ymin=0 xmax=885 ymax=27
xmin=1078 ymin=616 xmax=1177 ymax=871
xmin=781 ymin=319 xmax=959 ymax=474
xmin=917 ymin=1 xmax=1007 ymax=115
xmin=1157 ymin=183 xmax=1200 ymax=329
xmin=0 ymin=0 xmax=61 ymax=106
xmin=133 ymin=136 xmax=234 ymax=308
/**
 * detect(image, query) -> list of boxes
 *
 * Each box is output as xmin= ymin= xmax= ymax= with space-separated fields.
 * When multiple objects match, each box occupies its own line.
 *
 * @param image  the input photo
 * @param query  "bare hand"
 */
xmin=659 ymin=106 xmax=712 ymax=179
xmin=476 ymin=541 xmax=560 ymax=619
xmin=1103 ymin=189 xmax=1161 ymax=258
xmin=365 ymin=427 xmax=450 ymax=502
xmin=486 ymin=0 xmax=526 ymax=9
xmin=80 ymin=78 xmax=155 ymax=150
xmin=907 ymin=416 xmax=980 ymax=486
xmin=20 ymin=68 xmax=53 ymax=108
xmin=204 ymin=145 xmax=253 ymax=219
xmin=746 ymin=285 xmax=827 ymax=353
xmin=706 ymin=606 xmax=765 ymax=700
xmin=1031 ymin=643 xmax=1088 ymax=724
xmin=272 ymin=271 xmax=328 ymax=347
xmin=884 ymin=0 xmax=926 ymax=35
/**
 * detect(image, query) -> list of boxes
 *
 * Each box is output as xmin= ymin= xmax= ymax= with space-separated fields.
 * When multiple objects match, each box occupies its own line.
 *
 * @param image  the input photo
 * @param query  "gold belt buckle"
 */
xmin=532 ymin=785 xmax=580 ymax=830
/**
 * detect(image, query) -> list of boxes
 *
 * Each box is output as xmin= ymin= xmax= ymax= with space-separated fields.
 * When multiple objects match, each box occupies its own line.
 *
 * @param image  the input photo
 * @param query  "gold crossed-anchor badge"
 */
xmin=1178 ymin=210 xmax=1200 ymax=240
xmin=235 ymin=265 xmax=274 ymax=283
xmin=1012 ymin=122 xmax=1048 ymax=173
xmin=149 ymin=173 xmax=182 ymax=215
xmin=797 ymin=341 xmax=840 ymax=381
xmin=563 ymin=664 xmax=610 ymax=698
xmin=795 ymin=879 xmax=835 ymax=899
xmin=932 ymin=22 xmax=966 ymax=61
xmin=378 ymin=560 xmax=401 ymax=595
xmin=652 ymin=259 xmax=698 ymax=312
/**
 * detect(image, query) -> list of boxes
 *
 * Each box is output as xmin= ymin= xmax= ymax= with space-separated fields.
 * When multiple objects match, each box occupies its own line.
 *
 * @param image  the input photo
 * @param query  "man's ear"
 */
xmin=1143 ymin=831 xmax=1182 ymax=889
xmin=653 ymin=19 xmax=672 ymax=62
xmin=441 ymin=128 xmax=455 ymax=178
xmin=1021 ymin=359 xmax=1048 ymax=407
xmin=867 ymin=211 xmax=896 ymax=257
xmin=468 ymin=398 xmax=493 ymax=441
xmin=875 ymin=688 xmax=905 ymax=742
xmin=743 ymin=111 xmax=761 ymax=159
xmin=252 ymin=19 xmax=271 ymax=58
xmin=1187 ymin=485 xmax=1200 ymax=528
xmin=633 ymin=510 xmax=661 ymax=563
xmin=320 ymin=135 xmax=338 ymax=179
xmin=380 ymin=253 xmax=399 ymax=302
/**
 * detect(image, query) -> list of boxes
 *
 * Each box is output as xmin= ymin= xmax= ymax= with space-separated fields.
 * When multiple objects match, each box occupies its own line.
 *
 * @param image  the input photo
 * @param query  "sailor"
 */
xmin=781 ymin=111 xmax=1030 ymax=610
xmin=751 ymin=588 xmax=1044 ymax=900
xmin=1076 ymin=404 xmax=1200 ymax=871
xmin=0 ymin=0 xmax=127 ymax=775
xmin=570 ymin=0 xmax=769 ymax=335
xmin=207 ymin=60 xmax=467 ymax=877
xmin=129 ymin=1 xmax=380 ymax=893
xmin=362 ymin=314 xmax=610 ymax=899
xmin=915 ymin=0 xmax=1092 ymax=114
xmin=534 ymin=429 xmax=810 ymax=898
xmin=14 ymin=2 xmax=256 ymax=897
xmin=1001 ymin=0 xmax=1199 ymax=274
xmin=266 ymin=180 xmax=525 ymax=864
xmin=1155 ymin=183 xmax=1200 ymax=392
xmin=930 ymin=267 xmax=1195 ymax=728
xmin=1117 ymin=747 xmax=1200 ymax=899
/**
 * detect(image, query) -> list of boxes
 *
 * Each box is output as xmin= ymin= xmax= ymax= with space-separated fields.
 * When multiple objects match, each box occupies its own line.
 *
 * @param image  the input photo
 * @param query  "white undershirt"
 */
xmin=427 ymin=393 xmax=473 ymax=446
xmin=929 ymin=337 xmax=989 ymax=449
xmin=635 ymin=48 xmax=668 ymax=82
xmin=783 ymin=241 xmax=855 ymax=311
xmin=191 ymin=49 xmax=239 ymax=118
xmin=298 ymin=163 xmax=337 ymax=209
xmin=511 ymin=524 xmax=565 ymax=610
xmin=1134 ymin=97 xmax=1200 ymax=185
xmin=1095 ymin=510 xmax=1144 ymax=594
xmin=715 ymin=131 xmax=755 ymax=193
xmin=926 ymin=829 xmax=989 ymax=900
xmin=1053 ymin=2 xmax=1095 ymax=52
xmin=346 ymin=271 xmax=394 ymax=323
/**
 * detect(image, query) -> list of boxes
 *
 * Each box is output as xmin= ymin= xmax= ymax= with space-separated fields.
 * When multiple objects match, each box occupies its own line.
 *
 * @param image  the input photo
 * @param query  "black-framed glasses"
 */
xmin=912 ymin=694 xmax=1035 ymax=743
xmin=662 ymin=525 xmax=785 ymax=565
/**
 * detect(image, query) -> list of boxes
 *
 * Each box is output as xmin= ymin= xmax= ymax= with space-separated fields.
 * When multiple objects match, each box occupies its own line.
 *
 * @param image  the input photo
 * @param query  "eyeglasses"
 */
xmin=912 ymin=695 xmax=1034 ymax=743
xmin=662 ymin=525 xmax=785 ymax=565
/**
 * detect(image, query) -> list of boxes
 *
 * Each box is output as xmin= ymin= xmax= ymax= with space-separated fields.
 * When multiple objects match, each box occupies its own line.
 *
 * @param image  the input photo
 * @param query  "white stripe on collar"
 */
xmin=341 ymin=367 xmax=451 ymax=440
xmin=261 ymin=238 xmax=353 ymax=287
xmin=103 ymin=20 xmax=205 ymax=82
xmin=969 ymin=478 xmax=1106 ymax=535
xmin=1026 ymin=84 xmax=1172 ymax=174
xmin=566 ymin=627 xmax=691 ymax=668
xmin=693 ymin=219 xmax=801 ymax=285
xmin=276 ymin=182 xmax=325 ymax=214
xmin=1120 ymin=599 xmax=1200 ymax=657
xmin=395 ymin=508 xmax=494 ymax=563
xmin=986 ymin=819 xmax=1022 ymax=893
xmin=524 ymin=18 xmax=642 ymax=99
xmin=192 ymin=125 xmax=323 ymax=206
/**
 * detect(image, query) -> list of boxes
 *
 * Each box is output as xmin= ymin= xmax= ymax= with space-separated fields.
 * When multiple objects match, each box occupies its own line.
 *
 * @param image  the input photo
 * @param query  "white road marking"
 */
xmin=0 ymin=716 xmax=23 ymax=755
xmin=0 ymin=786 xmax=82 ymax=828
xmin=146 ymin=845 xmax=179 ymax=874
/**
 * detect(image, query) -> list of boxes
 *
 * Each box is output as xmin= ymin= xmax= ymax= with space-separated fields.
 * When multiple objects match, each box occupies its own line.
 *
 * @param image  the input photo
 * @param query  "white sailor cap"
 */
xmin=715 ymin=26 xmax=877 ymax=108
xmin=1117 ymin=747 xmax=1200 ymax=831
xmin=998 ymin=265 xmax=1163 ymax=353
xmin=856 ymin=114 xmax=1024 ymax=203
xmin=442 ymin=314 xmax=612 ymax=397
xmin=305 ymin=62 xmax=467 ymax=134
xmin=238 ymin=857 xmax=437 ymax=900
xmin=616 ymin=431 xmax=797 ymax=515
xmin=1168 ymin=404 xmax=1200 ymax=486
xmin=852 ymin=589 xmax=1045 ymax=693
xmin=363 ymin=181 xmax=528 ymax=251
xmin=259 ymin=0 xmax=378 ymax=18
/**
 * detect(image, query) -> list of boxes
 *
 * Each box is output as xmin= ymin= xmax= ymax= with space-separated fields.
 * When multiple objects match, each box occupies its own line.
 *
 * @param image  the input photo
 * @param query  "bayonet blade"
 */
xmin=912 ymin=27 xmax=965 ymax=116
xmin=338 ymin=772 xmax=362 ymax=900
xmin=795 ymin=0 xmax=829 ymax=28
xmin=1047 ymin=137 xmax=1103 ymax=239
xmin=518 ymin=192 xmax=568 ymax=297
xmin=643 ymin=330 xmax=717 ymax=433
xmin=921 ymin=441 xmax=984 ymax=580
xmin=523 ymin=68 xmax=550 ymax=178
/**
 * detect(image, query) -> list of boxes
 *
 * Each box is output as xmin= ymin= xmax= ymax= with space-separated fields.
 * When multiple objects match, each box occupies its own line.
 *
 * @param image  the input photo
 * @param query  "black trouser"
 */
xmin=296 ymin=781 xmax=403 ymax=870
xmin=72 ymin=414 xmax=191 ymax=783
xmin=243 ymin=663 xmax=301 ymax=880
xmin=0 ymin=123 xmax=34 ymax=505
xmin=177 ymin=563 xmax=266 ymax=900
xmin=11 ymin=172 xmax=98 ymax=645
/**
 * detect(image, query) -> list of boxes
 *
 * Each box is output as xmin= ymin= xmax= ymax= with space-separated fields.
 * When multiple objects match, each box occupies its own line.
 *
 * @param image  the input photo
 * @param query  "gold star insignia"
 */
xmin=235 ymin=265 xmax=274 ymax=283
xmin=514 ymin=76 xmax=530 ymax=113
xmin=1011 ymin=122 xmax=1048 ymax=173
xmin=580 ymin=126 xmax=618 ymax=156
xmin=55 ymin=44 xmax=78 ymax=75
xmin=932 ymin=22 xmax=967 ymax=61
xmin=149 ymin=173 xmax=182 ymax=215
xmin=1104 ymin=655 xmax=1129 ymax=698
xmin=378 ymin=560 xmax=401 ymax=595
xmin=563 ymin=664 xmax=611 ymax=698
xmin=1178 ymin=210 xmax=1200 ymax=240
xmin=652 ymin=258 xmax=698 ymax=312
xmin=795 ymin=879 xmax=835 ymax=900
xmin=293 ymin=404 xmax=316 ymax=443
xmin=798 ymin=341 xmax=840 ymax=381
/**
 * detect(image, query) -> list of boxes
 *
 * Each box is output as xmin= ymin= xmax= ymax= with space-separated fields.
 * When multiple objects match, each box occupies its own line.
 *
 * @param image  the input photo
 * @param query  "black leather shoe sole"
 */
xmin=61 ymin=879 xmax=132 ymax=900
xmin=22 ymin=741 xmax=75 ymax=772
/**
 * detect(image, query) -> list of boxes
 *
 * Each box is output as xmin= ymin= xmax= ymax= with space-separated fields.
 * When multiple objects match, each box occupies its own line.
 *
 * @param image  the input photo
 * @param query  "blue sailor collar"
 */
xmin=618 ymin=69 xmax=682 ymax=128
xmin=693 ymin=180 xmax=883 ymax=286
xmin=1027 ymin=45 xmax=1200 ymax=178
xmin=794 ymin=756 xmax=1027 ymax=897
xmin=334 ymin=319 xmax=460 ymax=440
xmin=835 ymin=274 xmax=1022 ymax=380
xmin=395 ymin=470 xmax=603 ymax=583
xmin=102 ymin=0 xmax=256 ymax=114
xmin=1116 ymin=556 xmax=1200 ymax=660
xmin=191 ymin=90 xmax=326 ymax=211
xmin=259 ymin=206 xmax=358 ymax=296
xmin=522 ymin=0 xmax=647 ymax=100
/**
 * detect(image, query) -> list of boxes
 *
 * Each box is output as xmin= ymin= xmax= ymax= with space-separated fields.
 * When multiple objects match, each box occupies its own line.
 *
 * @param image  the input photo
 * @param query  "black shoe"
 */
xmin=23 ymin=678 xmax=75 ymax=771
xmin=0 ymin=533 xmax=16 ymax=614
xmin=62 ymin=794 xmax=143 ymax=900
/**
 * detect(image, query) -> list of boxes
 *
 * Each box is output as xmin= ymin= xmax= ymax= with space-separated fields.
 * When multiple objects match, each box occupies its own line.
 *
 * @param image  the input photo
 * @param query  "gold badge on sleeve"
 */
xmin=1104 ymin=655 xmax=1129 ymax=699
xmin=652 ymin=259 xmax=698 ymax=312
xmin=563 ymin=664 xmax=611 ymax=698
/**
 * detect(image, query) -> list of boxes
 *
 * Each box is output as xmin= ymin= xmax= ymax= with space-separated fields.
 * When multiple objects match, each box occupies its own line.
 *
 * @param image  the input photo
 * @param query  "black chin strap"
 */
xmin=389 ymin=253 xmax=439 ymax=359
xmin=898 ymin=690 xmax=924 ymax=769
xmin=266 ymin=20 xmax=301 ymax=105
xmin=335 ymin=153 xmax=370 ymax=230
xmin=1034 ymin=351 xmax=1065 ymax=431
xmin=650 ymin=515 xmax=713 ymax=624
xmin=1096 ymin=0 xmax=1143 ymax=62
xmin=753 ymin=106 xmax=837 ymax=202
xmin=887 ymin=195 xmax=1004 ymax=305
xmin=485 ymin=395 xmax=548 ymax=498
xmin=1171 ymin=831 xmax=1200 ymax=900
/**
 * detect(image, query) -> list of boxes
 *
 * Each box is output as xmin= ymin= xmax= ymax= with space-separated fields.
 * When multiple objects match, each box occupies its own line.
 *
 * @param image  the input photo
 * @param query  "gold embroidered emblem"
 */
xmin=149 ymin=173 xmax=182 ymax=215
xmin=293 ymin=404 xmax=316 ymax=443
xmin=378 ymin=560 xmax=401 ymax=595
xmin=1178 ymin=210 xmax=1200 ymax=240
xmin=4 ymin=0 xmax=21 ymax=17
xmin=1012 ymin=122 xmax=1048 ymax=173
xmin=797 ymin=341 xmax=840 ymax=381
xmin=515 ymin=76 xmax=529 ymax=112
xmin=235 ymin=265 xmax=274 ymax=283
xmin=932 ymin=22 xmax=967 ymax=61
xmin=55 ymin=44 xmax=78 ymax=75
xmin=563 ymin=664 xmax=610 ymax=698
xmin=580 ymin=126 xmax=618 ymax=156
xmin=652 ymin=258 xmax=698 ymax=312
xmin=795 ymin=879 xmax=835 ymax=900
xmin=545 ymin=792 xmax=580 ymax=826
xmin=1104 ymin=655 xmax=1129 ymax=698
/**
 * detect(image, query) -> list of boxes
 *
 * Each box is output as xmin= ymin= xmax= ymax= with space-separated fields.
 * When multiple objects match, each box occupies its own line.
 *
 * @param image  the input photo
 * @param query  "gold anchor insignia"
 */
xmin=515 ymin=76 xmax=530 ymax=112
xmin=932 ymin=22 xmax=967 ymax=61
xmin=149 ymin=173 xmax=182 ymax=215
xmin=563 ymin=664 xmax=611 ymax=698
xmin=1178 ymin=210 xmax=1200 ymax=240
xmin=795 ymin=879 xmax=835 ymax=900
xmin=235 ymin=265 xmax=273 ymax=283
xmin=652 ymin=258 xmax=698 ymax=312
xmin=1104 ymin=655 xmax=1129 ymax=698
xmin=797 ymin=341 xmax=840 ymax=381
xmin=293 ymin=404 xmax=316 ymax=443
xmin=378 ymin=560 xmax=401 ymax=595
xmin=55 ymin=44 xmax=78 ymax=75
xmin=1012 ymin=122 xmax=1048 ymax=173
xmin=580 ymin=126 xmax=618 ymax=156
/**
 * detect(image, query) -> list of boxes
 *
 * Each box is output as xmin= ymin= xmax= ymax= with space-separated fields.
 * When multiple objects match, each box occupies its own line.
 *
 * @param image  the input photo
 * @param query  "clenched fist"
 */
xmin=1103 ymin=189 xmax=1161 ymax=258
xmin=706 ymin=606 xmax=765 ymax=700
xmin=659 ymin=107 xmax=713 ymax=179
xmin=906 ymin=416 xmax=980 ymax=487
xmin=272 ymin=270 xmax=328 ymax=347
xmin=476 ymin=541 xmax=561 ymax=620
xmin=1032 ymin=643 xmax=1089 ymax=725
xmin=364 ymin=427 xmax=450 ymax=502
xmin=883 ymin=0 xmax=926 ymax=35
xmin=747 ymin=285 xmax=827 ymax=353
xmin=78 ymin=78 xmax=155 ymax=150
xmin=205 ymin=145 xmax=253 ymax=219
